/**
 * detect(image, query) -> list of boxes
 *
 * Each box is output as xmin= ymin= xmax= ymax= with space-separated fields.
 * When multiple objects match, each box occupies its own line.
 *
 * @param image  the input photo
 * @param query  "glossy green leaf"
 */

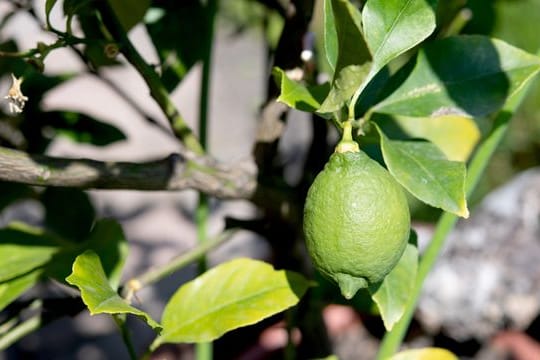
xmin=391 ymin=347 xmax=458 ymax=360
xmin=394 ymin=115 xmax=481 ymax=161
xmin=319 ymin=64 xmax=371 ymax=113
xmin=319 ymin=0 xmax=370 ymax=113
xmin=0 ymin=223 xmax=63 ymax=282
xmin=323 ymin=0 xmax=338 ymax=72
xmin=362 ymin=0 xmax=437 ymax=74
xmin=83 ymin=220 xmax=128 ymax=290
xmin=0 ymin=271 xmax=41 ymax=311
xmin=66 ymin=250 xmax=161 ymax=331
xmin=156 ymin=258 xmax=311 ymax=345
xmin=273 ymin=67 xmax=330 ymax=112
xmin=369 ymin=232 xmax=418 ymax=331
xmin=374 ymin=36 xmax=540 ymax=118
xmin=107 ymin=0 xmax=150 ymax=31
xmin=377 ymin=126 xmax=469 ymax=218
xmin=45 ymin=219 xmax=128 ymax=288
xmin=331 ymin=0 xmax=366 ymax=69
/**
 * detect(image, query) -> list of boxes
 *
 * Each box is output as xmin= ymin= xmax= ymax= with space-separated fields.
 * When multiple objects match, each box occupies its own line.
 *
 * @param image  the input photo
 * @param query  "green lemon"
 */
xmin=303 ymin=146 xmax=410 ymax=299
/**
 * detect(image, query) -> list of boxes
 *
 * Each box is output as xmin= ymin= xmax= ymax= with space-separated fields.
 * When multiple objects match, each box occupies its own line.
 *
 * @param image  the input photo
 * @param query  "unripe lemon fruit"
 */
xmin=303 ymin=145 xmax=410 ymax=299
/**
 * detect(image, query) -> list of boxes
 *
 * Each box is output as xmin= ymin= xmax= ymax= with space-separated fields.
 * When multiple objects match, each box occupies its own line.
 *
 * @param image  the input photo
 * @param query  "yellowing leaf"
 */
xmin=390 ymin=347 xmax=458 ymax=360
xmin=395 ymin=115 xmax=481 ymax=161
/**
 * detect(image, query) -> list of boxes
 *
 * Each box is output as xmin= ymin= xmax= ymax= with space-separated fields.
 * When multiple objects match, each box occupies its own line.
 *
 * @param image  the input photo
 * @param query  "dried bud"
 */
xmin=4 ymin=74 xmax=28 ymax=114
xmin=104 ymin=43 xmax=119 ymax=59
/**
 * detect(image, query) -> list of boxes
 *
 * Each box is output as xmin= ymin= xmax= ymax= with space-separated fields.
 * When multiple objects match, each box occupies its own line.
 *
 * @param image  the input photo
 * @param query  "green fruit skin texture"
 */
xmin=303 ymin=151 xmax=410 ymax=296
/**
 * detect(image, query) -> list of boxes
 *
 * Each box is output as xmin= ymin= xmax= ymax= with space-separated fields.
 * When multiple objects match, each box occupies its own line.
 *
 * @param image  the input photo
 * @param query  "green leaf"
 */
xmin=45 ymin=219 xmax=128 ymax=288
xmin=47 ymin=111 xmax=126 ymax=146
xmin=377 ymin=126 xmax=469 ymax=218
xmin=63 ymin=0 xmax=93 ymax=17
xmin=394 ymin=115 xmax=481 ymax=161
xmin=331 ymin=0 xmax=366 ymax=69
xmin=0 ymin=223 xmax=63 ymax=282
xmin=369 ymin=232 xmax=418 ymax=331
xmin=66 ymin=250 xmax=161 ymax=331
xmin=374 ymin=36 xmax=540 ymax=118
xmin=84 ymin=220 xmax=128 ymax=290
xmin=0 ymin=182 xmax=33 ymax=212
xmin=107 ymin=0 xmax=150 ymax=31
xmin=156 ymin=258 xmax=312 ymax=345
xmin=42 ymin=187 xmax=95 ymax=241
xmin=362 ymin=0 xmax=437 ymax=74
xmin=145 ymin=3 xmax=206 ymax=91
xmin=0 ymin=271 xmax=42 ymax=311
xmin=0 ymin=219 xmax=127 ymax=312
xmin=323 ymin=0 xmax=338 ymax=72
xmin=390 ymin=347 xmax=458 ymax=360
xmin=319 ymin=64 xmax=371 ymax=113
xmin=319 ymin=0 xmax=370 ymax=113
xmin=273 ymin=67 xmax=330 ymax=112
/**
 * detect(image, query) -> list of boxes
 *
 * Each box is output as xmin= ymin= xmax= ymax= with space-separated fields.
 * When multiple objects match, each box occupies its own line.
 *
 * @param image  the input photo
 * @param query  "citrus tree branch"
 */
xmin=95 ymin=3 xmax=204 ymax=154
xmin=0 ymin=146 xmax=256 ymax=198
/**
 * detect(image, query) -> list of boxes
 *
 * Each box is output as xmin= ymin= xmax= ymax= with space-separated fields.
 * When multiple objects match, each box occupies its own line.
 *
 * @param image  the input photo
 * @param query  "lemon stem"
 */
xmin=335 ymin=120 xmax=359 ymax=153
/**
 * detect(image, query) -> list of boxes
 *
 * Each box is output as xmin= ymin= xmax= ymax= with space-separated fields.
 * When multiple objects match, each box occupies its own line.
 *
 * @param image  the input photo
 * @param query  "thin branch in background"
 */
xmin=122 ymin=229 xmax=237 ymax=301
xmin=9 ymin=3 xmax=175 ymax=142
xmin=195 ymin=0 xmax=218 ymax=358
xmin=96 ymin=2 xmax=204 ymax=155
xmin=64 ymin=42 xmax=177 ymax=142
xmin=91 ymin=72 xmax=176 ymax=140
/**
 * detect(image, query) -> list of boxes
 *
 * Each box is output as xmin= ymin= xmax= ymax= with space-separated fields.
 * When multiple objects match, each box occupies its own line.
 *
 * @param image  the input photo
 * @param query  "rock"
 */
xmin=417 ymin=168 xmax=540 ymax=340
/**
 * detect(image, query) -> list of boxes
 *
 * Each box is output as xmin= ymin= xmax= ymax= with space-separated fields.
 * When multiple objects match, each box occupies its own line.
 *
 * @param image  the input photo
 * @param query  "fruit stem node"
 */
xmin=335 ymin=120 xmax=359 ymax=153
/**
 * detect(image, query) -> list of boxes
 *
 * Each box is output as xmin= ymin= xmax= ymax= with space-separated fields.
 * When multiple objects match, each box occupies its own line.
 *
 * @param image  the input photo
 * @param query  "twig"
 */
xmin=63 ymin=42 xmax=176 ymax=141
xmin=96 ymin=2 xmax=204 ymax=154
xmin=122 ymin=229 xmax=237 ymax=301
xmin=195 ymin=0 xmax=218 ymax=357
xmin=0 ymin=315 xmax=41 ymax=350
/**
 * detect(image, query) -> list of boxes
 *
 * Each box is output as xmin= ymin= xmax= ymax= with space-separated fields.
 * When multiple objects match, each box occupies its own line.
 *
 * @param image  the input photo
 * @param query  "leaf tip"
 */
xmin=459 ymin=206 xmax=470 ymax=219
